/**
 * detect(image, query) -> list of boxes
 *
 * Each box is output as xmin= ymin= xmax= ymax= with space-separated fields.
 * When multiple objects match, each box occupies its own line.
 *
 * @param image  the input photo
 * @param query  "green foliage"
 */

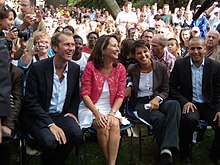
xmin=65 ymin=0 xmax=203 ymax=11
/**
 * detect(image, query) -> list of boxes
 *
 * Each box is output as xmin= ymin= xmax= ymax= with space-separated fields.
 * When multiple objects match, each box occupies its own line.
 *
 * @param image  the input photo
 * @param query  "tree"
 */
xmin=103 ymin=0 xmax=120 ymax=19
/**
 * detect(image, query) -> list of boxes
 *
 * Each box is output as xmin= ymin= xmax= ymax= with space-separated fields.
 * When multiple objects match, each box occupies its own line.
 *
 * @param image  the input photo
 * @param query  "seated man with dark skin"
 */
xmin=169 ymin=37 xmax=220 ymax=165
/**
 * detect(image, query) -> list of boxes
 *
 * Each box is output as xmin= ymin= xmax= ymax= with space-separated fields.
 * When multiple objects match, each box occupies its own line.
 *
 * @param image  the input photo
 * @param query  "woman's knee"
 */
xmin=110 ymin=118 xmax=120 ymax=131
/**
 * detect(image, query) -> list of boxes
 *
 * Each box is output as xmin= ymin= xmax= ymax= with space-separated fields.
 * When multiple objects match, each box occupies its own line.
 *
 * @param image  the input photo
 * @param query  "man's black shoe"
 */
xmin=160 ymin=149 xmax=173 ymax=165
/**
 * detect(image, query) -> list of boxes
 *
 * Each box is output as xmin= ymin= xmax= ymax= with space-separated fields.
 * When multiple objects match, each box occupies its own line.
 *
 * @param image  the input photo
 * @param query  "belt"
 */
xmin=137 ymin=95 xmax=154 ymax=100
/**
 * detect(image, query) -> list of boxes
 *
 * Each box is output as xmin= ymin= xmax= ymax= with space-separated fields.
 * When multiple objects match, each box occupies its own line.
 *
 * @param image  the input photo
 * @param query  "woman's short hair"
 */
xmin=88 ymin=34 xmax=118 ymax=70
xmin=131 ymin=39 xmax=150 ymax=55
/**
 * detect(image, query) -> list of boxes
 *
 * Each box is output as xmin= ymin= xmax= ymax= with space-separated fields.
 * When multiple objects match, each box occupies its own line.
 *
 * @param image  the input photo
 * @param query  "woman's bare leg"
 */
xmin=108 ymin=118 xmax=120 ymax=165
xmin=93 ymin=121 xmax=110 ymax=162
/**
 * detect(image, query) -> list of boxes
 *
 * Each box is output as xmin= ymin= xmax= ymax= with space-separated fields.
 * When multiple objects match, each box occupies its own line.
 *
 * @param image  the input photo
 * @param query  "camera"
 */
xmin=10 ymin=27 xmax=31 ymax=41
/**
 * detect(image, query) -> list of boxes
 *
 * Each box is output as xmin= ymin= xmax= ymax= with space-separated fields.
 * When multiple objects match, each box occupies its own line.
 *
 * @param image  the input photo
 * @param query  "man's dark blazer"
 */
xmin=2 ymin=64 xmax=24 ymax=130
xmin=169 ymin=56 xmax=220 ymax=112
xmin=127 ymin=60 xmax=169 ymax=107
xmin=22 ymin=57 xmax=80 ymax=130
xmin=0 ymin=43 xmax=11 ymax=116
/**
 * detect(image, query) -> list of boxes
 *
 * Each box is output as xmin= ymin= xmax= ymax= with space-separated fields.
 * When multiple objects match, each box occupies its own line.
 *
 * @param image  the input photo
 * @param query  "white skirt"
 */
xmin=78 ymin=81 xmax=130 ymax=129
xmin=78 ymin=102 xmax=130 ymax=129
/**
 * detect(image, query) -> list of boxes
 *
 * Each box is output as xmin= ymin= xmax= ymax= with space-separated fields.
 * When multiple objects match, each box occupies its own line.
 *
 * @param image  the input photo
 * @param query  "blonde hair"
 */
xmin=33 ymin=32 xmax=51 ymax=45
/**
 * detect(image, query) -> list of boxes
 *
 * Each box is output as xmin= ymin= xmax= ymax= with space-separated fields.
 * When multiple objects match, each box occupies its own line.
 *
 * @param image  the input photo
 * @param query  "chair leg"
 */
xmin=129 ymin=127 xmax=134 ymax=165
xmin=19 ymin=137 xmax=26 ymax=165
xmin=135 ymin=124 xmax=142 ymax=162
xmin=82 ymin=133 xmax=87 ymax=165
xmin=75 ymin=142 xmax=80 ymax=165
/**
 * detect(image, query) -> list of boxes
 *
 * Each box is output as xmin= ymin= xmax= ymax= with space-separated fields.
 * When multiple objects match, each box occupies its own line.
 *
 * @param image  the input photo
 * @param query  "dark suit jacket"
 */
xmin=0 ymin=40 xmax=11 ymax=116
xmin=169 ymin=56 xmax=220 ymax=112
xmin=127 ymin=60 xmax=169 ymax=107
xmin=23 ymin=57 xmax=80 ymax=130
xmin=2 ymin=64 xmax=24 ymax=130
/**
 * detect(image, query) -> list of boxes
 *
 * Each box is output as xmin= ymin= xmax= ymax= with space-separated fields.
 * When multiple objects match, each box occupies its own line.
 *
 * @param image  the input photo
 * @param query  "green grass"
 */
xmin=11 ymin=127 xmax=215 ymax=165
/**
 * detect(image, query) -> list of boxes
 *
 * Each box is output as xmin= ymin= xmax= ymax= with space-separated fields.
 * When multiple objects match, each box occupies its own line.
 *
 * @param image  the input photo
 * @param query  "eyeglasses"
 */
xmin=34 ymin=41 xmax=50 ymax=45
xmin=19 ymin=3 xmax=31 ymax=7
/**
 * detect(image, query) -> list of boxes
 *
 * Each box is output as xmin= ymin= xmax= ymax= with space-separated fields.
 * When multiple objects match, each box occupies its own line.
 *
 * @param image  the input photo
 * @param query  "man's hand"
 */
xmin=213 ymin=112 xmax=220 ymax=126
xmin=31 ymin=10 xmax=42 ymax=31
xmin=183 ymin=102 xmax=197 ymax=114
xmin=64 ymin=113 xmax=79 ymax=125
xmin=49 ymin=124 xmax=66 ymax=145
xmin=1 ymin=126 xmax=12 ymax=137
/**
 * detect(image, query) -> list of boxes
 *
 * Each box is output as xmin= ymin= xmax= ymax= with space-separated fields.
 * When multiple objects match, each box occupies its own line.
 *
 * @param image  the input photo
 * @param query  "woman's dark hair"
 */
xmin=179 ymin=27 xmax=192 ymax=44
xmin=0 ymin=6 xmax=16 ymax=20
xmin=131 ymin=39 xmax=150 ymax=56
xmin=119 ymin=38 xmax=135 ymax=68
xmin=54 ymin=26 xmax=63 ymax=33
xmin=88 ymin=34 xmax=118 ymax=70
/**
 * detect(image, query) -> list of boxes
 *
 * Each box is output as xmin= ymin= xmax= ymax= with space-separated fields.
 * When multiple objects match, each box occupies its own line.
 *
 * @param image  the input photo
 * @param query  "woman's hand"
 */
xmin=94 ymin=112 xmax=108 ymax=128
xmin=149 ymin=97 xmax=160 ymax=110
xmin=5 ymin=30 xmax=17 ymax=40
xmin=107 ymin=114 xmax=115 ymax=128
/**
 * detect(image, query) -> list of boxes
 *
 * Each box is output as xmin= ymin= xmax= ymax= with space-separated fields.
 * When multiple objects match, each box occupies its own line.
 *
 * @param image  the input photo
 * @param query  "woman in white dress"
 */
xmin=78 ymin=34 xmax=129 ymax=165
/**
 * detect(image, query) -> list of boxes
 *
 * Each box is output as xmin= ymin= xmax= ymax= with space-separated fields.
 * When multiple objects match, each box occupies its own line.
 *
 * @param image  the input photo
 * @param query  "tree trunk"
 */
xmin=103 ymin=0 xmax=121 ymax=19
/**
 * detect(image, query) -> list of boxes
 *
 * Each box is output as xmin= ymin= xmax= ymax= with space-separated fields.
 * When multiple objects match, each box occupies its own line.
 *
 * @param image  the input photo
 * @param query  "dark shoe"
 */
xmin=160 ymin=153 xmax=173 ymax=165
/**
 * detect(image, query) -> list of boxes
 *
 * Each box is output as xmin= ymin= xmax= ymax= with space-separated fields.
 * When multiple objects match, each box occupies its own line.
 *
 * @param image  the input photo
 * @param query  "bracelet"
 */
xmin=111 ymin=109 xmax=117 ymax=113
xmin=92 ymin=109 xmax=99 ymax=115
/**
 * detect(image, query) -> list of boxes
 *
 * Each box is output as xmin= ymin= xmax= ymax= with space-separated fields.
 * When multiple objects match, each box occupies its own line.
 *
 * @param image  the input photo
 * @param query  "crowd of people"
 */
xmin=0 ymin=0 xmax=220 ymax=165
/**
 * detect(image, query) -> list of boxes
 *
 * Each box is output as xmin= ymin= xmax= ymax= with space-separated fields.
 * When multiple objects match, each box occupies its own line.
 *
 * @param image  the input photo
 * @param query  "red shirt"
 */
xmin=82 ymin=45 xmax=92 ymax=55
xmin=81 ymin=61 xmax=126 ymax=107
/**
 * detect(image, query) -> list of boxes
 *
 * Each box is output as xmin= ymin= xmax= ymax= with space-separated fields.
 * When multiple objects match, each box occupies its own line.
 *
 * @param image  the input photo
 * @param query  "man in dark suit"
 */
xmin=169 ymin=37 xmax=220 ymax=165
xmin=22 ymin=31 xmax=82 ymax=165
xmin=0 ymin=38 xmax=11 ymax=143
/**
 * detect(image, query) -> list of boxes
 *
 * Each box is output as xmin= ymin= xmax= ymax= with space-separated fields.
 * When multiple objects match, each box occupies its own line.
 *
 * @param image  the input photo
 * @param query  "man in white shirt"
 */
xmin=116 ymin=1 xmax=138 ymax=26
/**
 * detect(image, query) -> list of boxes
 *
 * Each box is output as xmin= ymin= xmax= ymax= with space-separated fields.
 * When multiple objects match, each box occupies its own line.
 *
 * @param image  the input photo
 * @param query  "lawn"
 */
xmin=11 ymin=127 xmax=215 ymax=165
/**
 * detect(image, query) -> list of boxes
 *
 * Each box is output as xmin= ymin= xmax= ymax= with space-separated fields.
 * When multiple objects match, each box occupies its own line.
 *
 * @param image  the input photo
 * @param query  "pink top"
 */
xmin=81 ymin=61 xmax=126 ymax=107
